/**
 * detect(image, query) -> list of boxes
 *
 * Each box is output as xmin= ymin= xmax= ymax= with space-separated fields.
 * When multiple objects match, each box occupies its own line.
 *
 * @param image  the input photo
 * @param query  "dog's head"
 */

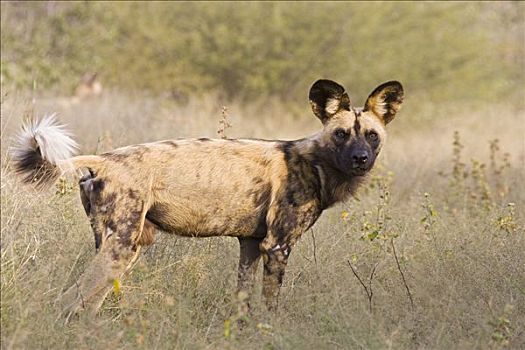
xmin=309 ymin=79 xmax=403 ymax=176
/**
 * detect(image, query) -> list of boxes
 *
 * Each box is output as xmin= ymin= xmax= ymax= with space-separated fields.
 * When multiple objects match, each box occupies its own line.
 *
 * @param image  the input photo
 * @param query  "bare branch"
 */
xmin=310 ymin=229 xmax=318 ymax=266
xmin=368 ymin=261 xmax=379 ymax=302
xmin=391 ymin=239 xmax=414 ymax=311
xmin=348 ymin=260 xmax=374 ymax=313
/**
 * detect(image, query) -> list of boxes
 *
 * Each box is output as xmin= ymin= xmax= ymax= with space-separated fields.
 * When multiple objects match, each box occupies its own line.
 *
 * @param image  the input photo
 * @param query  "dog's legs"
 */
xmin=61 ymin=181 xmax=151 ymax=321
xmin=82 ymin=244 xmax=142 ymax=316
xmin=259 ymin=199 xmax=318 ymax=310
xmin=236 ymin=237 xmax=262 ymax=314
xmin=237 ymin=237 xmax=263 ymax=292
xmin=260 ymin=239 xmax=291 ymax=311
xmin=61 ymin=226 xmax=142 ymax=321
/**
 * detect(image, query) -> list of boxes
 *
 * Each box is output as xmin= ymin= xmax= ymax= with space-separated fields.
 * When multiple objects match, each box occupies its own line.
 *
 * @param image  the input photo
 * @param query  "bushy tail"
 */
xmin=11 ymin=114 xmax=79 ymax=190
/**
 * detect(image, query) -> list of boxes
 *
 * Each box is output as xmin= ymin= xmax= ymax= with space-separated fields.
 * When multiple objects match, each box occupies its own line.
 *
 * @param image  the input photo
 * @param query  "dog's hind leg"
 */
xmin=80 ymin=243 xmax=142 ymax=317
xmin=62 ymin=238 xmax=142 ymax=321
xmin=236 ymin=237 xmax=262 ymax=315
xmin=61 ymin=180 xmax=152 ymax=322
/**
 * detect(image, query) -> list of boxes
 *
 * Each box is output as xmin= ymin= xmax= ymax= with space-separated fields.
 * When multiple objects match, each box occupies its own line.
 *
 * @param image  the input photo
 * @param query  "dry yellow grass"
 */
xmin=1 ymin=92 xmax=524 ymax=349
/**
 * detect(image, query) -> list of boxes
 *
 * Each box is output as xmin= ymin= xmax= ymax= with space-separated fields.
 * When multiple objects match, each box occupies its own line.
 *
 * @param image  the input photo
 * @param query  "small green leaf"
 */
xmin=367 ymin=231 xmax=379 ymax=241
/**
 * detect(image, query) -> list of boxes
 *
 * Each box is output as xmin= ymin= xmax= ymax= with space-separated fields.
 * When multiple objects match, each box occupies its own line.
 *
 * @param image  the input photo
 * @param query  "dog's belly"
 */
xmin=146 ymin=199 xmax=268 ymax=238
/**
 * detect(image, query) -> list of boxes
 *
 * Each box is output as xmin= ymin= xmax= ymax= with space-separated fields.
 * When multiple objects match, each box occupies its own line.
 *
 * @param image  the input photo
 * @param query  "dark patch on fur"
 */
xmin=279 ymin=141 xmax=294 ymax=163
xmin=94 ymin=232 xmax=102 ymax=252
xmin=159 ymin=140 xmax=178 ymax=148
xmin=251 ymin=183 xmax=271 ymax=209
xmin=247 ymin=181 xmax=272 ymax=238
xmin=81 ymin=176 xmax=145 ymax=252
xmin=146 ymin=204 xmax=175 ymax=233
xmin=78 ymin=172 xmax=104 ymax=252
xmin=366 ymin=130 xmax=381 ymax=150
xmin=79 ymin=175 xmax=93 ymax=215
xmin=253 ymin=221 xmax=268 ymax=238
xmin=364 ymin=81 xmax=403 ymax=124
xmin=197 ymin=137 xmax=210 ymax=142
xmin=138 ymin=220 xmax=157 ymax=246
xmin=106 ymin=218 xmax=117 ymax=233
xmin=257 ymin=157 xmax=272 ymax=168
xmin=102 ymin=145 xmax=148 ymax=163
xmin=268 ymin=141 xmax=325 ymax=243
xmin=309 ymin=79 xmax=348 ymax=122
xmin=302 ymin=139 xmax=366 ymax=208
xmin=91 ymin=178 xmax=106 ymax=193
xmin=12 ymin=146 xmax=60 ymax=189
xmin=102 ymin=152 xmax=129 ymax=162
xmin=339 ymin=93 xmax=351 ymax=111
xmin=277 ymin=141 xmax=322 ymax=208
xmin=353 ymin=118 xmax=361 ymax=135
xmin=128 ymin=188 xmax=139 ymax=200
xmin=263 ymin=262 xmax=272 ymax=274
xmin=111 ymin=248 xmax=120 ymax=260
xmin=262 ymin=250 xmax=288 ymax=285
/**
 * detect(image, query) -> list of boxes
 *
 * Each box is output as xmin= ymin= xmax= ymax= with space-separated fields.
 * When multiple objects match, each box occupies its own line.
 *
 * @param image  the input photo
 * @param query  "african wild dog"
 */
xmin=11 ymin=79 xmax=403 ymax=319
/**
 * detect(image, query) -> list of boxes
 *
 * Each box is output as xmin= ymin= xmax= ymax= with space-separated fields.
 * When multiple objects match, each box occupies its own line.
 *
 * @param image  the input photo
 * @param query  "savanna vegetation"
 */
xmin=2 ymin=2 xmax=524 ymax=105
xmin=1 ymin=2 xmax=524 ymax=349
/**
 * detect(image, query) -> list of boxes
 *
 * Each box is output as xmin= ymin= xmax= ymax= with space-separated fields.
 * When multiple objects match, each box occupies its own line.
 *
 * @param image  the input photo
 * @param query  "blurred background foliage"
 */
xmin=1 ymin=1 xmax=524 ymax=107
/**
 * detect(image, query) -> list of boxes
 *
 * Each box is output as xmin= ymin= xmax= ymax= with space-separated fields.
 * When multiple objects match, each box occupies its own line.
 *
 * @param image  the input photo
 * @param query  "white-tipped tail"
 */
xmin=11 ymin=114 xmax=78 ymax=189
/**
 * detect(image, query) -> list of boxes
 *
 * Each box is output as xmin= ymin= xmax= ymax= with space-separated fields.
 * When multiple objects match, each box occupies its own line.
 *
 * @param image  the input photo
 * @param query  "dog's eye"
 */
xmin=367 ymin=131 xmax=379 ymax=142
xmin=334 ymin=129 xmax=348 ymax=140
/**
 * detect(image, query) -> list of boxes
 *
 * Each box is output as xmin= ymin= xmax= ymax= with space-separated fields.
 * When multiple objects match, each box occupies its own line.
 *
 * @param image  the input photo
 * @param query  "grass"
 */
xmin=1 ymin=91 xmax=524 ymax=349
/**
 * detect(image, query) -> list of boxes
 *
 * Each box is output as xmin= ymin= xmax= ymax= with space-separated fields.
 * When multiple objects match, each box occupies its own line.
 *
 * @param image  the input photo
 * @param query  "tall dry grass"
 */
xmin=1 ymin=91 xmax=524 ymax=349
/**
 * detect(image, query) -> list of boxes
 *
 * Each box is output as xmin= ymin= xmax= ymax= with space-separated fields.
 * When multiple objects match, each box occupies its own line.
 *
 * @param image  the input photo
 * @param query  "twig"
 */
xmin=347 ymin=260 xmax=374 ymax=313
xmin=391 ymin=239 xmax=414 ymax=311
xmin=204 ymin=307 xmax=218 ymax=341
xmin=369 ymin=261 xmax=379 ymax=300
xmin=60 ymin=248 xmax=84 ymax=294
xmin=75 ymin=280 xmax=86 ymax=309
xmin=310 ymin=229 xmax=317 ymax=266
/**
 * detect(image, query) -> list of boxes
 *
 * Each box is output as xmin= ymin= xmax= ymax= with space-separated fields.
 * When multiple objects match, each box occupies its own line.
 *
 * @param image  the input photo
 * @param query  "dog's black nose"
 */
xmin=352 ymin=152 xmax=368 ymax=165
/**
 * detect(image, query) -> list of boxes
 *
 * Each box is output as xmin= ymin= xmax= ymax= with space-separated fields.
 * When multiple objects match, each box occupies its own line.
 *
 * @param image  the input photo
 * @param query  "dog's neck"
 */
xmin=292 ymin=135 xmax=366 ymax=209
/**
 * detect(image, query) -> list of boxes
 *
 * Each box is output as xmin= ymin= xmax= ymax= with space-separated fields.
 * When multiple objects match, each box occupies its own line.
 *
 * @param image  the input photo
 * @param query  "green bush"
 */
xmin=1 ymin=2 xmax=523 ymax=105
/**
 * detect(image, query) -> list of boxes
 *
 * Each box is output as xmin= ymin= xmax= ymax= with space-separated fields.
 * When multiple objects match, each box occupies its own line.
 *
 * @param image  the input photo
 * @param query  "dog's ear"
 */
xmin=309 ymin=79 xmax=351 ymax=124
xmin=364 ymin=81 xmax=404 ymax=125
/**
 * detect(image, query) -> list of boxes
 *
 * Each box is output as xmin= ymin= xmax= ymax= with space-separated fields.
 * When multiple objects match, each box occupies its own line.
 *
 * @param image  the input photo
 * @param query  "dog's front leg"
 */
xmin=260 ymin=198 xmax=320 ymax=310
xmin=260 ymin=236 xmax=291 ymax=311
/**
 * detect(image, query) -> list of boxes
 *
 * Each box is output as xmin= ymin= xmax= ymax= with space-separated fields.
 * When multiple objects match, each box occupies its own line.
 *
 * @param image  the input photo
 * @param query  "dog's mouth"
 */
xmin=350 ymin=166 xmax=370 ymax=176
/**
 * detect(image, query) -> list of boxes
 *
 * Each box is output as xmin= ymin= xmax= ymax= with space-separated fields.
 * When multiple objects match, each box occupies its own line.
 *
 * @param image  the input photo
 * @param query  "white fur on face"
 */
xmin=325 ymin=111 xmax=356 ymax=134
